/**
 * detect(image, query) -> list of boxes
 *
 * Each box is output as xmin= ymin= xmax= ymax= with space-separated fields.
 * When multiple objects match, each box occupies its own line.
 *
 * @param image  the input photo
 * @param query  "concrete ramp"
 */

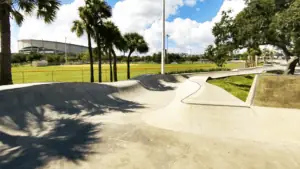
xmin=2 ymin=69 xmax=300 ymax=169
xmin=0 ymin=74 xmax=187 ymax=136
xmin=182 ymin=77 xmax=248 ymax=107
xmin=143 ymin=76 xmax=300 ymax=144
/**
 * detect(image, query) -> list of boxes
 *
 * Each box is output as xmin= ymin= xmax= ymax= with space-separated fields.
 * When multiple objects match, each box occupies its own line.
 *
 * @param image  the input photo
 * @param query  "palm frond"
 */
xmin=124 ymin=32 xmax=148 ymax=53
xmin=137 ymin=41 xmax=149 ymax=53
xmin=36 ymin=0 xmax=61 ymax=23
xmin=18 ymin=0 xmax=35 ymax=13
xmin=11 ymin=10 xmax=24 ymax=26
xmin=71 ymin=20 xmax=84 ymax=37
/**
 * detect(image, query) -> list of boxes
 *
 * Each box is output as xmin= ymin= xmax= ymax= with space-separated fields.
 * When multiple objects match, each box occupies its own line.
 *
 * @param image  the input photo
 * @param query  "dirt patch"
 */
xmin=254 ymin=75 xmax=300 ymax=109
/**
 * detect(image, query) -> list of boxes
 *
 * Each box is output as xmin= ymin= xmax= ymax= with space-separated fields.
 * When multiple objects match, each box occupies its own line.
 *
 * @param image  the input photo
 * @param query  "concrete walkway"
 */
xmin=1 ymin=66 xmax=300 ymax=169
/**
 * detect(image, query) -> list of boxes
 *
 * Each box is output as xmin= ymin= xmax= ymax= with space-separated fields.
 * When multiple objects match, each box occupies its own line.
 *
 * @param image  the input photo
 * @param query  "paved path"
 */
xmin=1 ymin=66 xmax=300 ymax=169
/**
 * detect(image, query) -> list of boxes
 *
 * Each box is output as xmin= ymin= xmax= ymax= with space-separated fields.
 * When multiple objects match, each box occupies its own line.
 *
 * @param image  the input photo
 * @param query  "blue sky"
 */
xmin=13 ymin=0 xmax=244 ymax=53
xmin=168 ymin=0 xmax=223 ymax=22
xmin=61 ymin=0 xmax=224 ymax=22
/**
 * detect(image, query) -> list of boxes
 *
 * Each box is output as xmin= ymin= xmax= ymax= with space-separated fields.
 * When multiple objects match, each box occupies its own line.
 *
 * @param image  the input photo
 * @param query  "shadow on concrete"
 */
xmin=0 ymin=83 xmax=145 ymax=134
xmin=133 ymin=74 xmax=187 ymax=91
xmin=227 ymin=82 xmax=252 ymax=90
xmin=244 ymin=75 xmax=255 ymax=80
xmin=0 ymin=118 xmax=100 ymax=169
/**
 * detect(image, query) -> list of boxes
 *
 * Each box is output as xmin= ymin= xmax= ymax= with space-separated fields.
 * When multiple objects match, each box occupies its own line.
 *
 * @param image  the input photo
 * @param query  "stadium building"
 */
xmin=18 ymin=39 xmax=88 ymax=55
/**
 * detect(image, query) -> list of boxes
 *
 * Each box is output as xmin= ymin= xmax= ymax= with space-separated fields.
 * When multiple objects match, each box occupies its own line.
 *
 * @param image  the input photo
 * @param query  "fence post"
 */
xmin=52 ymin=71 xmax=54 ymax=82
xmin=82 ymin=69 xmax=84 ymax=82
xmin=22 ymin=72 xmax=25 ymax=83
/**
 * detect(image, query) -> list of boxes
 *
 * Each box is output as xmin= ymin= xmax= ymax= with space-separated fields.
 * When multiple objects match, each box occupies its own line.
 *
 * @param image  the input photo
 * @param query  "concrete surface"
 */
xmin=246 ymin=75 xmax=259 ymax=105
xmin=1 ymin=67 xmax=300 ymax=169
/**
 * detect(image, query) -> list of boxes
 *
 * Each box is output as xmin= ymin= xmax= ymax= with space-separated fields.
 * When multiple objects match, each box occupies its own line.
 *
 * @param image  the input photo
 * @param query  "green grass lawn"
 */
xmin=12 ymin=63 xmax=244 ymax=84
xmin=207 ymin=74 xmax=255 ymax=101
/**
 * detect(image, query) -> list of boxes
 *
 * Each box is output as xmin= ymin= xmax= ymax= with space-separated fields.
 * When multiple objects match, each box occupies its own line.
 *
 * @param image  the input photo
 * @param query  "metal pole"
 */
xmin=161 ymin=0 xmax=165 ymax=74
xmin=166 ymin=34 xmax=169 ymax=64
xmin=42 ymin=39 xmax=45 ymax=54
xmin=31 ymin=40 xmax=33 ymax=53
xmin=166 ymin=34 xmax=169 ymax=50
xmin=65 ymin=37 xmax=67 ymax=64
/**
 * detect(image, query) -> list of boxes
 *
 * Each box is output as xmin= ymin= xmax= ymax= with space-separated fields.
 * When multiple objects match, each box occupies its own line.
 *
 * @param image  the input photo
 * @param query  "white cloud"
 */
xmin=14 ymin=0 xmax=246 ymax=54
xmin=119 ymin=0 xmax=246 ymax=54
xmin=112 ymin=0 xmax=184 ymax=34
xmin=17 ymin=0 xmax=88 ymax=50
xmin=184 ymin=0 xmax=197 ymax=7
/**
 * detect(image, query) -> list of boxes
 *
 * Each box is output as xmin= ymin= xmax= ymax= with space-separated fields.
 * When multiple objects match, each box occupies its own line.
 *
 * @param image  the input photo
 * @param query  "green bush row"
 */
xmin=162 ymin=68 xmax=231 ymax=74
xmin=12 ymin=53 xmax=69 ymax=64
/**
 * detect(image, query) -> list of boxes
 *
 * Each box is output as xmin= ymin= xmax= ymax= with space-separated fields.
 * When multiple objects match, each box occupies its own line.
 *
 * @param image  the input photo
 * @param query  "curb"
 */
xmin=246 ymin=74 xmax=259 ymax=106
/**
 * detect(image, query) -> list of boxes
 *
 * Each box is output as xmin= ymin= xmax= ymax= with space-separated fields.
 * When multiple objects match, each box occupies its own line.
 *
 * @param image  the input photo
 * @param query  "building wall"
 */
xmin=18 ymin=39 xmax=88 ymax=55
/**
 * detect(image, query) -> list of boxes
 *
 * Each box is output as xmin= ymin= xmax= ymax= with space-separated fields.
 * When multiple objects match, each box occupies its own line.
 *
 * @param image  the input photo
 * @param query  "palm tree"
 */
xmin=71 ymin=6 xmax=95 ymax=82
xmin=123 ymin=33 xmax=149 ymax=79
xmin=85 ymin=0 xmax=112 ymax=82
xmin=0 ymin=0 xmax=60 ymax=85
xmin=101 ymin=21 xmax=125 ymax=82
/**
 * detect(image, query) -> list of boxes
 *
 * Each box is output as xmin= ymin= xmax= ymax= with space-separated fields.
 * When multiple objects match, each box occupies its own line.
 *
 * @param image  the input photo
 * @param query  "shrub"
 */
xmin=26 ymin=53 xmax=43 ymax=62
xmin=12 ymin=53 xmax=27 ymax=63
xmin=46 ymin=54 xmax=65 ymax=64
xmin=161 ymin=68 xmax=230 ymax=74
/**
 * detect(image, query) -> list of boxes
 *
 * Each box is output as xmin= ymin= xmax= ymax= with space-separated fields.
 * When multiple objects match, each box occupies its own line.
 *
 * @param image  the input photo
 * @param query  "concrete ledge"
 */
xmin=246 ymin=74 xmax=259 ymax=106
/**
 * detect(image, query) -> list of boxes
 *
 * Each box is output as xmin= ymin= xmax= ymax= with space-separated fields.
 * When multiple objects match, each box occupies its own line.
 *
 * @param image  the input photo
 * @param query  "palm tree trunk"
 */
xmin=279 ymin=45 xmax=292 ymax=62
xmin=96 ymin=35 xmax=102 ymax=82
xmin=0 ymin=5 xmax=13 ymax=85
xmin=108 ymin=48 xmax=113 ymax=82
xmin=112 ymin=49 xmax=118 ymax=82
xmin=87 ymin=32 xmax=94 ymax=82
xmin=127 ymin=50 xmax=133 ymax=79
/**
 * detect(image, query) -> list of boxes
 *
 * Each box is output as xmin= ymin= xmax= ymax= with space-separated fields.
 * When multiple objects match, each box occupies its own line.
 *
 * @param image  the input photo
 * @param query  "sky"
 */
xmin=11 ymin=0 xmax=246 ymax=54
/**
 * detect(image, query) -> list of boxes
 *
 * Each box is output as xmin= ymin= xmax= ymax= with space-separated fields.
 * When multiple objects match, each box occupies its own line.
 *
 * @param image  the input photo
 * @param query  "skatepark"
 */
xmin=1 ymin=66 xmax=300 ymax=169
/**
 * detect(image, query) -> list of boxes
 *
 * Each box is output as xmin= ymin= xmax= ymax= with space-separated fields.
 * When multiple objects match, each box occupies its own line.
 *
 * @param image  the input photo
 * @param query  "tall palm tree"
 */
xmin=85 ymin=0 xmax=112 ymax=82
xmin=101 ymin=21 xmax=125 ymax=82
xmin=0 ymin=0 xmax=60 ymax=85
xmin=123 ymin=33 xmax=149 ymax=79
xmin=71 ymin=6 xmax=95 ymax=82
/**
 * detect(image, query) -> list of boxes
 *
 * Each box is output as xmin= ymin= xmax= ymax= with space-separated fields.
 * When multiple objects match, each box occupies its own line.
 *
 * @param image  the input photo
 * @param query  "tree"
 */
xmin=101 ymin=21 xmax=125 ymax=82
xmin=211 ymin=0 xmax=300 ymax=74
xmin=203 ymin=45 xmax=230 ymax=67
xmin=0 ymin=0 xmax=60 ymax=85
xmin=71 ymin=8 xmax=94 ymax=82
xmin=85 ymin=0 xmax=112 ymax=82
xmin=190 ymin=56 xmax=200 ymax=63
xmin=123 ymin=33 xmax=149 ymax=79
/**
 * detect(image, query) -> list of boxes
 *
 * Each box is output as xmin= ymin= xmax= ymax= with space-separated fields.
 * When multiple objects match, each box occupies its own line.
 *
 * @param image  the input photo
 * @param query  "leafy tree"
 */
xmin=26 ymin=53 xmax=43 ymax=62
xmin=152 ymin=52 xmax=161 ymax=63
xmin=190 ymin=56 xmax=200 ymax=63
xmin=0 ymin=0 xmax=60 ymax=85
xmin=71 ymin=7 xmax=94 ymax=82
xmin=211 ymin=0 xmax=300 ymax=74
xmin=11 ymin=53 xmax=26 ymax=63
xmin=123 ymin=33 xmax=149 ymax=79
xmin=203 ymin=45 xmax=230 ymax=67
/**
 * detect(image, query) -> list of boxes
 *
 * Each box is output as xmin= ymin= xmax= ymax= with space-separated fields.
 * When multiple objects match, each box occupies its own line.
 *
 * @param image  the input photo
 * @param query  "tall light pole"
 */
xmin=161 ymin=0 xmax=165 ymax=74
xmin=65 ymin=37 xmax=68 ymax=64
xmin=166 ymin=34 xmax=169 ymax=64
